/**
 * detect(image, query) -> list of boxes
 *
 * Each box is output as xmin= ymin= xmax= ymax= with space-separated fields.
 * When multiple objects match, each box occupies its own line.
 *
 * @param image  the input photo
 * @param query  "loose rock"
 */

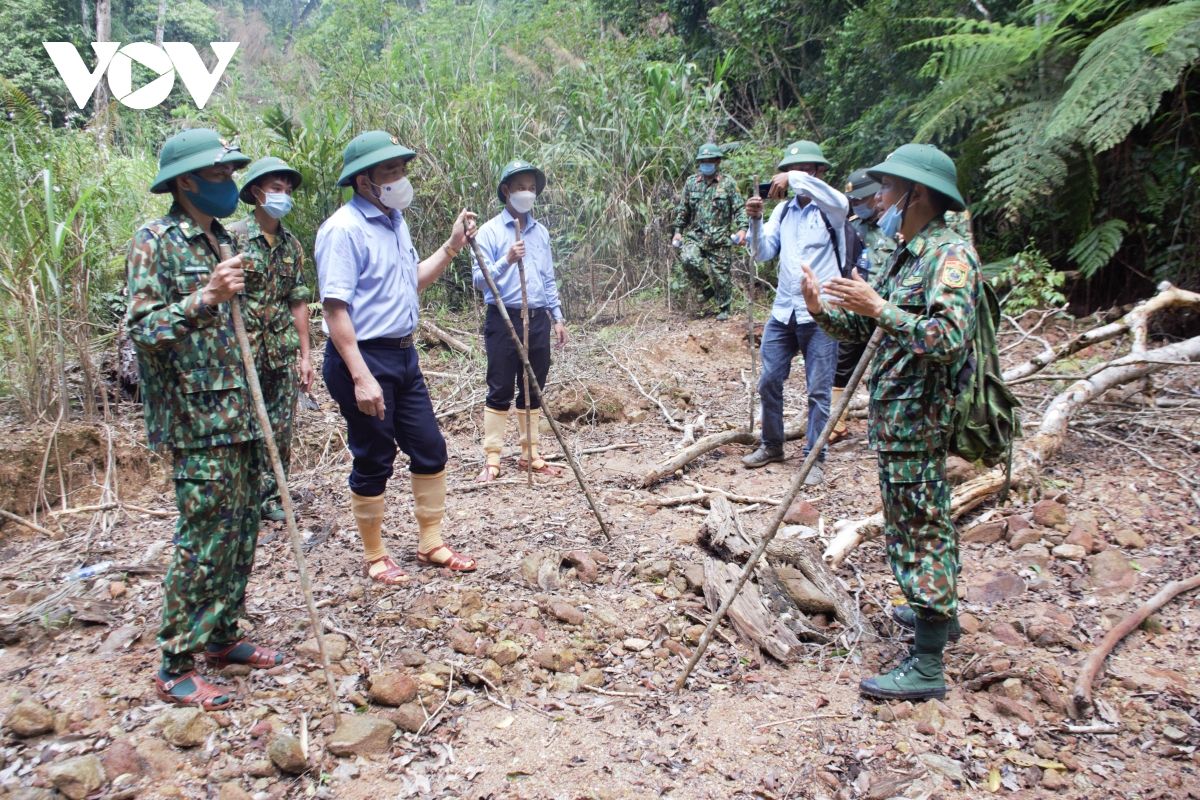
xmin=1089 ymin=549 xmax=1136 ymax=593
xmin=963 ymin=520 xmax=1007 ymax=545
xmin=45 ymin=755 xmax=105 ymax=800
xmin=1052 ymin=543 xmax=1087 ymax=561
xmin=447 ymin=626 xmax=478 ymax=655
xmin=4 ymin=699 xmax=54 ymax=738
xmin=160 ymin=707 xmax=218 ymax=748
xmin=783 ymin=498 xmax=819 ymax=526
xmin=541 ymin=599 xmax=585 ymax=626
xmin=1113 ymin=529 xmax=1146 ymax=549
xmin=1008 ymin=527 xmax=1043 ymax=549
xmin=386 ymin=703 xmax=426 ymax=733
xmin=296 ymin=634 xmax=348 ymax=662
xmin=487 ymin=640 xmax=524 ymax=666
xmin=327 ymin=715 xmax=396 ymax=757
xmin=1032 ymin=499 xmax=1068 ymax=528
xmin=268 ymin=735 xmax=307 ymax=775
xmin=531 ymin=646 xmax=578 ymax=672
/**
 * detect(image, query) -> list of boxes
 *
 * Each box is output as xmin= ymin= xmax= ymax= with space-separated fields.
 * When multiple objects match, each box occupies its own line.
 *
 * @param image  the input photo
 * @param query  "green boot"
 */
xmin=891 ymin=604 xmax=962 ymax=641
xmin=860 ymin=614 xmax=949 ymax=701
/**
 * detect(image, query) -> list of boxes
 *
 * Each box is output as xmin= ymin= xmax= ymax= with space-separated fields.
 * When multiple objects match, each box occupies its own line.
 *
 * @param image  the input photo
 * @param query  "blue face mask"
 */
xmin=852 ymin=201 xmax=875 ymax=220
xmin=877 ymin=193 xmax=909 ymax=239
xmin=259 ymin=191 xmax=294 ymax=220
xmin=698 ymin=162 xmax=717 ymax=177
xmin=184 ymin=173 xmax=239 ymax=218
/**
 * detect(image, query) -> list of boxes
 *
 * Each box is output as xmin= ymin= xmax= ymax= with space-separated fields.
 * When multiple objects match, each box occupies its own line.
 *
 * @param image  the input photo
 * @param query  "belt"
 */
xmin=359 ymin=335 xmax=413 ymax=349
xmin=491 ymin=304 xmax=550 ymax=316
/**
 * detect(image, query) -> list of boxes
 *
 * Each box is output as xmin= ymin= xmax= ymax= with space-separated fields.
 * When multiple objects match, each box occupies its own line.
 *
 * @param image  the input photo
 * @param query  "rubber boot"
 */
xmin=350 ymin=491 xmax=387 ymax=563
xmin=891 ymin=604 xmax=962 ymax=641
xmin=860 ymin=614 xmax=949 ymax=701
xmin=411 ymin=470 xmax=447 ymax=556
xmin=478 ymin=407 xmax=507 ymax=481
xmin=518 ymin=408 xmax=545 ymax=467
xmin=829 ymin=387 xmax=849 ymax=441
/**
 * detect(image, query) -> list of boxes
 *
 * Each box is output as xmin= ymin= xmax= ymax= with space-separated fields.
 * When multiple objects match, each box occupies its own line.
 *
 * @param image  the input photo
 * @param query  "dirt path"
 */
xmin=1 ymin=307 xmax=1198 ymax=799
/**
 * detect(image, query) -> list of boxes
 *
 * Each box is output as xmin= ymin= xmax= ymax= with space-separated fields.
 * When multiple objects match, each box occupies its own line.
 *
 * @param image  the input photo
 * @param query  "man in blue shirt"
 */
xmin=741 ymin=141 xmax=848 ymax=485
xmin=316 ymin=131 xmax=478 ymax=584
xmin=472 ymin=159 xmax=568 ymax=483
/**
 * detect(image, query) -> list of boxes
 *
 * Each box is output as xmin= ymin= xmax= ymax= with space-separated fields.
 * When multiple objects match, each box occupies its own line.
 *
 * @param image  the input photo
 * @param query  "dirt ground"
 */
xmin=1 ymin=303 xmax=1198 ymax=800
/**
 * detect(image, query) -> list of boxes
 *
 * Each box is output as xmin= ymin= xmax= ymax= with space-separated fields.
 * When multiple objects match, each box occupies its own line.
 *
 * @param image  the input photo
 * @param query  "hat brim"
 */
xmin=239 ymin=168 xmax=304 ymax=204
xmin=847 ymin=182 xmax=881 ymax=200
xmin=778 ymin=155 xmax=830 ymax=170
xmin=866 ymin=163 xmax=966 ymax=211
xmin=497 ymin=167 xmax=547 ymax=204
xmin=150 ymin=148 xmax=251 ymax=194
xmin=337 ymin=145 xmax=417 ymax=187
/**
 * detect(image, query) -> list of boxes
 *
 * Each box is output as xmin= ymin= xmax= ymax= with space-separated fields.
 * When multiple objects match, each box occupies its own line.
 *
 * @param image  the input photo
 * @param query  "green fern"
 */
xmin=982 ymin=101 xmax=1079 ymax=220
xmin=1069 ymin=219 xmax=1129 ymax=277
xmin=1047 ymin=1 xmax=1200 ymax=151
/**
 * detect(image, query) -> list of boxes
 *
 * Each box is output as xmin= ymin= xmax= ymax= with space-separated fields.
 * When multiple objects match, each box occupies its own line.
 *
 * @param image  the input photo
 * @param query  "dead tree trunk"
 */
xmin=641 ymin=418 xmax=806 ymax=488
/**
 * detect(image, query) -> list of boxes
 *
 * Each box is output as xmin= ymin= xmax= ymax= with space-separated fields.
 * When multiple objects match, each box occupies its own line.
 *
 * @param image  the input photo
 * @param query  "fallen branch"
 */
xmin=1069 ymin=574 xmax=1200 ymax=719
xmin=418 ymin=319 xmax=475 ymax=356
xmin=825 ymin=332 xmax=1200 ymax=567
xmin=0 ymin=508 xmax=61 ymax=538
xmin=640 ymin=419 xmax=806 ymax=488
xmin=603 ymin=342 xmax=684 ymax=432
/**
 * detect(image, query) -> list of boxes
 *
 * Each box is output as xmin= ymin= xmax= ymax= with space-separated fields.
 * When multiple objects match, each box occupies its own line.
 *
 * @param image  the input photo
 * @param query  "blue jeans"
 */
xmin=758 ymin=314 xmax=837 ymax=459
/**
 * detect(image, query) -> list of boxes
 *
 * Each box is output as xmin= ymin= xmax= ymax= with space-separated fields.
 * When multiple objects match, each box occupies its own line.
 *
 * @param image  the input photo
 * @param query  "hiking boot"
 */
xmin=715 ymin=311 xmax=730 ymax=321
xmin=861 ymin=614 xmax=950 ymax=701
xmin=891 ymin=604 xmax=962 ymax=641
xmin=803 ymin=463 xmax=824 ymax=486
xmin=261 ymin=502 xmax=286 ymax=523
xmin=742 ymin=444 xmax=784 ymax=469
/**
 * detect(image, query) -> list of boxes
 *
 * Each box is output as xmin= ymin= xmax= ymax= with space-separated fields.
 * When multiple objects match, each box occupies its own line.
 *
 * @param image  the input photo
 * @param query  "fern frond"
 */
xmin=1068 ymin=218 xmax=1129 ymax=277
xmin=1047 ymin=0 xmax=1200 ymax=151
xmin=982 ymin=101 xmax=1078 ymax=219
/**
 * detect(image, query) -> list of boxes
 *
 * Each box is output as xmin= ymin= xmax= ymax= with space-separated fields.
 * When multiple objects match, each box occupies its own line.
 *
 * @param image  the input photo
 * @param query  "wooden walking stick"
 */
xmin=675 ymin=326 xmax=884 ymax=691
xmin=466 ymin=234 xmax=613 ymax=542
xmin=220 ymin=244 xmax=340 ymax=723
xmin=744 ymin=176 xmax=759 ymax=432
xmin=514 ymin=219 xmax=534 ymax=487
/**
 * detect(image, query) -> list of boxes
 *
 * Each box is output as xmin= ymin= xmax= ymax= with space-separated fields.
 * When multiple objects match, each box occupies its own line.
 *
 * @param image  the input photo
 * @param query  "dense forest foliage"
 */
xmin=1 ymin=0 xmax=1197 ymax=420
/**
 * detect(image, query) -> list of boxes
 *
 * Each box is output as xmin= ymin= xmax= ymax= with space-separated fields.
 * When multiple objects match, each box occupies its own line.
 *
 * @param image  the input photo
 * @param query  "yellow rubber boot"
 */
xmin=413 ymin=470 xmax=475 ymax=571
xmin=351 ymin=491 xmax=408 ymax=583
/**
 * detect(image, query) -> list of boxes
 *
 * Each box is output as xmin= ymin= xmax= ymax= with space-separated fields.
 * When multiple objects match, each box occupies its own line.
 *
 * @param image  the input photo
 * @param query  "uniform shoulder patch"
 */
xmin=940 ymin=257 xmax=969 ymax=289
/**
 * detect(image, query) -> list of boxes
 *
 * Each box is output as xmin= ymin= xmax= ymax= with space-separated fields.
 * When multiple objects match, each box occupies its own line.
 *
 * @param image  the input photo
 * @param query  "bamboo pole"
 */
xmin=220 ymin=244 xmax=339 ymax=723
xmin=514 ymin=219 xmax=534 ymax=487
xmin=674 ymin=327 xmax=883 ymax=691
xmin=466 ymin=234 xmax=612 ymax=541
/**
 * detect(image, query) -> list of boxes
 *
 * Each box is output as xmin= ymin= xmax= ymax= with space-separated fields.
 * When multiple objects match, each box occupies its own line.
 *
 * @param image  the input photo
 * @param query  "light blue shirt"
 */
xmin=315 ymin=193 xmax=420 ymax=341
xmin=472 ymin=208 xmax=564 ymax=322
xmin=752 ymin=172 xmax=849 ymax=325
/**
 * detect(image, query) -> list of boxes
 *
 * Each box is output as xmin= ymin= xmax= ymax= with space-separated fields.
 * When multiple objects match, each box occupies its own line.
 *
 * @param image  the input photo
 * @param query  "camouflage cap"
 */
xmin=150 ymin=129 xmax=250 ymax=194
xmin=497 ymin=159 xmax=547 ymax=204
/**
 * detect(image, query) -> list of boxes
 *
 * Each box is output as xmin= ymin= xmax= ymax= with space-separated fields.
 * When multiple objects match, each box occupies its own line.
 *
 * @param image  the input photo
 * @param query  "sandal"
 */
xmin=364 ymin=554 xmax=410 ymax=585
xmin=827 ymin=426 xmax=850 ymax=445
xmin=474 ymin=463 xmax=501 ymax=483
xmin=155 ymin=671 xmax=234 ymax=711
xmin=416 ymin=544 xmax=477 ymax=572
xmin=206 ymin=639 xmax=286 ymax=670
xmin=517 ymin=458 xmax=562 ymax=477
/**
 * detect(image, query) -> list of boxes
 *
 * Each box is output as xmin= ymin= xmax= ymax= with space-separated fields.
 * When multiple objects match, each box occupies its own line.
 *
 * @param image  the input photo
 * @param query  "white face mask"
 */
xmin=508 ymin=190 xmax=536 ymax=215
xmin=374 ymin=176 xmax=413 ymax=210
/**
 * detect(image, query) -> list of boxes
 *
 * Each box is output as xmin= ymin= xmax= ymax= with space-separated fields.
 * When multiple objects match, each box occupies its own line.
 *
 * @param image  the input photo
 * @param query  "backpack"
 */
xmin=778 ymin=203 xmax=864 ymax=278
xmin=947 ymin=280 xmax=1022 ymax=469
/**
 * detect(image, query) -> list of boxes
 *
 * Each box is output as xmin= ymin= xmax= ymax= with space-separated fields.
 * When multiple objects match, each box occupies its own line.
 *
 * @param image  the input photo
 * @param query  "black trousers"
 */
xmin=484 ymin=304 xmax=551 ymax=411
xmin=323 ymin=338 xmax=447 ymax=497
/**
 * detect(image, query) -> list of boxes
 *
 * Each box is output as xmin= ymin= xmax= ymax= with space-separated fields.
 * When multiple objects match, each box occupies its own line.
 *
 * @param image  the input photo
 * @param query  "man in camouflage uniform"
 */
xmin=127 ymin=129 xmax=285 ymax=710
xmin=671 ymin=143 xmax=747 ymax=320
xmin=828 ymin=168 xmax=897 ymax=443
xmin=800 ymin=144 xmax=980 ymax=701
xmin=230 ymin=157 xmax=313 ymax=522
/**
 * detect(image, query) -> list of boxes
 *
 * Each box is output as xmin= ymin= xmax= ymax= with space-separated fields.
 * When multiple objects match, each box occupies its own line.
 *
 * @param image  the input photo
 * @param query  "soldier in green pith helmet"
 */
xmin=126 ymin=129 xmax=287 ymax=711
xmin=801 ymin=143 xmax=981 ymax=703
xmin=229 ymin=157 xmax=313 ymax=523
xmin=671 ymin=142 xmax=748 ymax=319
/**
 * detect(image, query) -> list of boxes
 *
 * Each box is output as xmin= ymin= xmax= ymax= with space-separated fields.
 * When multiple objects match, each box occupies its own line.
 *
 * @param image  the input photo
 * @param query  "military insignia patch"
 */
xmin=901 ymin=274 xmax=923 ymax=287
xmin=391 ymin=136 xmax=400 ymax=145
xmin=941 ymin=259 xmax=969 ymax=288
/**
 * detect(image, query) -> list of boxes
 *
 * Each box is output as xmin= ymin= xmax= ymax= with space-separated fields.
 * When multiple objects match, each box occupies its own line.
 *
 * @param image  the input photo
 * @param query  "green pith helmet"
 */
xmin=844 ymin=168 xmax=881 ymax=200
xmin=238 ymin=156 xmax=303 ymax=204
xmin=867 ymin=144 xmax=966 ymax=211
xmin=149 ymin=129 xmax=250 ymax=194
xmin=777 ymin=140 xmax=830 ymax=170
xmin=695 ymin=142 xmax=724 ymax=161
xmin=497 ymin=159 xmax=547 ymax=204
xmin=336 ymin=131 xmax=417 ymax=187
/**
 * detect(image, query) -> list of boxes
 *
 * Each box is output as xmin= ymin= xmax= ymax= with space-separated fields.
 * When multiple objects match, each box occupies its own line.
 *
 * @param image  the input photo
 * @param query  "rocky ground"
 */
xmin=0 ymin=304 xmax=1198 ymax=800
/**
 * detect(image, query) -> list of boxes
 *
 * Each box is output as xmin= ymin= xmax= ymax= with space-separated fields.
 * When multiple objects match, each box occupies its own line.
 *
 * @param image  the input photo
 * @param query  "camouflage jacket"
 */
xmin=229 ymin=216 xmax=310 ymax=371
xmin=672 ymin=173 xmax=748 ymax=249
xmin=126 ymin=205 xmax=259 ymax=451
xmin=815 ymin=218 xmax=980 ymax=453
xmin=849 ymin=217 xmax=897 ymax=286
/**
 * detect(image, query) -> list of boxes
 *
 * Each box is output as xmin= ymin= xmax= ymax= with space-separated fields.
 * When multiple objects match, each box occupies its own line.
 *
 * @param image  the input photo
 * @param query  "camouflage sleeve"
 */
xmin=671 ymin=179 xmax=692 ymax=233
xmin=125 ymin=227 xmax=218 ymax=353
xmin=813 ymin=305 xmax=874 ymax=344
xmin=876 ymin=244 xmax=978 ymax=364
xmin=731 ymin=178 xmax=748 ymax=231
xmin=287 ymin=237 xmax=313 ymax=305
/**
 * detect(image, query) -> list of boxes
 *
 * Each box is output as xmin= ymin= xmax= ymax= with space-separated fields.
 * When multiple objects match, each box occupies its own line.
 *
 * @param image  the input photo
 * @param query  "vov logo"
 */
xmin=42 ymin=42 xmax=239 ymax=110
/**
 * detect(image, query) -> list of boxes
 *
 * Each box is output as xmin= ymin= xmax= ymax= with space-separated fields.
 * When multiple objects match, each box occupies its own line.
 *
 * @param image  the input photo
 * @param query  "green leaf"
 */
xmin=1069 ymin=219 xmax=1129 ymax=277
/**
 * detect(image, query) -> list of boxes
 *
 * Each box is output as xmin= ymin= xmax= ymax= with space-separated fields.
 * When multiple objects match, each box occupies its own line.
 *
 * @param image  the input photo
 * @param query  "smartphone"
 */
xmin=758 ymin=181 xmax=789 ymax=200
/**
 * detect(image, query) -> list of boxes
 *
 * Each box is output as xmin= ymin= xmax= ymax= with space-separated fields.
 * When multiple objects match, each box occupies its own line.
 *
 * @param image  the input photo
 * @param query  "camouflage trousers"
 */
xmin=257 ymin=363 xmax=298 ymax=509
xmin=679 ymin=239 xmax=733 ymax=312
xmin=877 ymin=452 xmax=959 ymax=619
xmin=159 ymin=442 xmax=263 ymax=673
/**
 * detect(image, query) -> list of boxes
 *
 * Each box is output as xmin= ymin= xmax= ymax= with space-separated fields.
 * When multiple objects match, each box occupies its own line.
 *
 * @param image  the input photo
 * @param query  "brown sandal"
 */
xmin=206 ymin=639 xmax=286 ymax=670
xmin=474 ymin=463 xmax=501 ymax=483
xmin=517 ymin=458 xmax=562 ymax=477
xmin=364 ymin=554 xmax=411 ymax=585
xmin=155 ymin=671 xmax=234 ymax=710
xmin=416 ymin=544 xmax=477 ymax=572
